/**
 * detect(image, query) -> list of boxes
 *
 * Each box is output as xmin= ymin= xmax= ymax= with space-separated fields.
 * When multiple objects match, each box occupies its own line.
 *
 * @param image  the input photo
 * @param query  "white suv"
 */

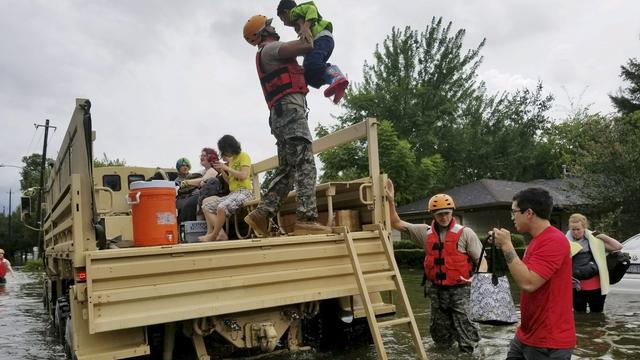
xmin=609 ymin=233 xmax=640 ymax=294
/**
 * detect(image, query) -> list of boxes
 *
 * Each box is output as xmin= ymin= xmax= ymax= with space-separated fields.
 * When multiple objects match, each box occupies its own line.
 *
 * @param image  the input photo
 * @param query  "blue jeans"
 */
xmin=303 ymin=35 xmax=334 ymax=88
xmin=507 ymin=337 xmax=572 ymax=359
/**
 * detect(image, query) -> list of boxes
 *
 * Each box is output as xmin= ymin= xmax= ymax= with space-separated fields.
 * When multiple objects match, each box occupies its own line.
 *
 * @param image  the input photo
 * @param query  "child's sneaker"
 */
xmin=331 ymin=78 xmax=349 ymax=104
xmin=323 ymin=65 xmax=348 ymax=100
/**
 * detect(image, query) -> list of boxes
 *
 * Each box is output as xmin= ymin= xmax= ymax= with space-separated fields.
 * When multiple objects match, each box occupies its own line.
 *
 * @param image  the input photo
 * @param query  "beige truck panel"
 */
xmin=85 ymin=229 xmax=396 ymax=333
xmin=44 ymin=99 xmax=97 ymax=271
xmin=69 ymin=286 xmax=150 ymax=360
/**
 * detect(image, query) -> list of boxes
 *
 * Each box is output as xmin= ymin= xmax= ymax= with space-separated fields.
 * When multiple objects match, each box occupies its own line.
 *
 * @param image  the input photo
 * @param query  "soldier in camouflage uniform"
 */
xmin=386 ymin=179 xmax=486 ymax=353
xmin=242 ymin=15 xmax=330 ymax=236
xmin=426 ymin=283 xmax=480 ymax=352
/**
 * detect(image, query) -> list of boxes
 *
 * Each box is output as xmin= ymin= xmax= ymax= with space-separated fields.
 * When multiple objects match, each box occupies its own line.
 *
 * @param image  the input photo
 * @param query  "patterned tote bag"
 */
xmin=470 ymin=234 xmax=518 ymax=325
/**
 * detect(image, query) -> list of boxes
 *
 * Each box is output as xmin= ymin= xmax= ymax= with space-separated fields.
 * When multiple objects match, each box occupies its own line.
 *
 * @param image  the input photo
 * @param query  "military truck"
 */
xmin=43 ymin=98 xmax=425 ymax=359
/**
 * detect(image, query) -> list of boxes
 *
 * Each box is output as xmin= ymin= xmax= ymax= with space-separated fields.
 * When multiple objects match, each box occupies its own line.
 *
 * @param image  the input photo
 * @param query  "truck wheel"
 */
xmin=64 ymin=314 xmax=77 ymax=360
xmin=42 ymin=280 xmax=48 ymax=308
xmin=55 ymin=297 xmax=70 ymax=343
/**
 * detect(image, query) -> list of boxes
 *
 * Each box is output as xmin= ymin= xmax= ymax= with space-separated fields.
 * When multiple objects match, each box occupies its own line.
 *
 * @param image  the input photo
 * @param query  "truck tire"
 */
xmin=64 ymin=314 xmax=77 ymax=360
xmin=42 ymin=280 xmax=48 ymax=308
xmin=55 ymin=297 xmax=70 ymax=343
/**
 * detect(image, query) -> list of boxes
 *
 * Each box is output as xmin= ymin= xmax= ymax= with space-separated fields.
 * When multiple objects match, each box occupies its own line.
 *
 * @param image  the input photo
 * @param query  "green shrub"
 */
xmin=480 ymin=233 xmax=525 ymax=248
xmin=483 ymin=247 xmax=526 ymax=275
xmin=393 ymin=245 xmax=527 ymax=272
xmin=511 ymin=234 xmax=525 ymax=248
xmin=393 ymin=240 xmax=420 ymax=250
xmin=394 ymin=249 xmax=424 ymax=267
xmin=22 ymin=258 xmax=44 ymax=272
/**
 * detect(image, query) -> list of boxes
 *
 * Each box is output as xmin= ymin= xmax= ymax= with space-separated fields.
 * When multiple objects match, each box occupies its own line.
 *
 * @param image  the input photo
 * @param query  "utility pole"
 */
xmin=35 ymin=119 xmax=56 ymax=256
xmin=8 ymin=189 xmax=12 ymax=249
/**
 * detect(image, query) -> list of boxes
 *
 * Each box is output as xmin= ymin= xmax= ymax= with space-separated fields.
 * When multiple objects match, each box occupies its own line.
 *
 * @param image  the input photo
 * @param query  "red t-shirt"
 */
xmin=0 ymin=259 xmax=8 ymax=278
xmin=516 ymin=226 xmax=576 ymax=349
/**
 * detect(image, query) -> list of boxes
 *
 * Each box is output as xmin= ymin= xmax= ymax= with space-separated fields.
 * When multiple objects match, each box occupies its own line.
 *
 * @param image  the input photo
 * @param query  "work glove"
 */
xmin=179 ymin=180 xmax=189 ymax=189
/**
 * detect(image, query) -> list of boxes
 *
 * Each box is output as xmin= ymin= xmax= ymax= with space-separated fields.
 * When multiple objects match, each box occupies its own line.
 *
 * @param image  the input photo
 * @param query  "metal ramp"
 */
xmin=340 ymin=224 xmax=427 ymax=360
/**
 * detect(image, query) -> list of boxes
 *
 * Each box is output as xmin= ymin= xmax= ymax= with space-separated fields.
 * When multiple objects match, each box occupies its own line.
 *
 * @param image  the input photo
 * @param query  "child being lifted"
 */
xmin=277 ymin=0 xmax=349 ymax=104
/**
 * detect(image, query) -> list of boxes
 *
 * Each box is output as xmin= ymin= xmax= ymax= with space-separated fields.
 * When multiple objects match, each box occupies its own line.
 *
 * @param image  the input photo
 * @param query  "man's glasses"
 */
xmin=510 ymin=208 xmax=527 ymax=219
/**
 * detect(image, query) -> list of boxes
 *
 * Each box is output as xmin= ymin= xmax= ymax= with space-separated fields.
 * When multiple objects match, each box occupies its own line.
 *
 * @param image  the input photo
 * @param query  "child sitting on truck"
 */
xmin=199 ymin=135 xmax=253 ymax=241
xmin=277 ymin=0 xmax=349 ymax=104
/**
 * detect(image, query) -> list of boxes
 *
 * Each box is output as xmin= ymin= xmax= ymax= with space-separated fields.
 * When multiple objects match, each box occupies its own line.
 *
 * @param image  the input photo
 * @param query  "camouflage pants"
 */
xmin=427 ymin=283 xmax=480 ymax=353
xmin=257 ymin=101 xmax=318 ymax=220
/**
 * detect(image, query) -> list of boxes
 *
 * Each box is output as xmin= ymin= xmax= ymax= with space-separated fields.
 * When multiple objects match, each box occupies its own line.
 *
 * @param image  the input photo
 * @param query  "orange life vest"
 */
xmin=256 ymin=48 xmax=308 ymax=109
xmin=423 ymin=219 xmax=473 ymax=286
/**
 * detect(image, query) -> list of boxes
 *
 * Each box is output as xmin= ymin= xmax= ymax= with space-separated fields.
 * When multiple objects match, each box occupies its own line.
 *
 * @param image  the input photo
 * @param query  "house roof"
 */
xmin=396 ymin=178 xmax=587 ymax=215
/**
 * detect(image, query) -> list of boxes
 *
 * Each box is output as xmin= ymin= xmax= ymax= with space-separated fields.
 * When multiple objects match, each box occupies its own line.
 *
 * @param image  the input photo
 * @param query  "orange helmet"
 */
xmin=243 ymin=15 xmax=271 ymax=46
xmin=427 ymin=194 xmax=455 ymax=213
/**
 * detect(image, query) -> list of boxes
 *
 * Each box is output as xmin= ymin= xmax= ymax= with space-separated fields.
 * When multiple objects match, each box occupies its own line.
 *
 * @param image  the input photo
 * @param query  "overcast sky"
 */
xmin=1 ymin=0 xmax=639 ymax=213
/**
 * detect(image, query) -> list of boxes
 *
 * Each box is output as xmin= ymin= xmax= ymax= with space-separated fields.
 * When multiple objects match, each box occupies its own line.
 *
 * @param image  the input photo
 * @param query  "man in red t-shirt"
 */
xmin=493 ymin=187 xmax=575 ymax=359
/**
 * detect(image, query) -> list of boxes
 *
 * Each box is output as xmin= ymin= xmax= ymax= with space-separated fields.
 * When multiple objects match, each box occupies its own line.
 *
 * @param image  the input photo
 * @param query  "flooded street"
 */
xmin=1 ymin=268 xmax=638 ymax=359
xmin=0 ymin=271 xmax=65 ymax=360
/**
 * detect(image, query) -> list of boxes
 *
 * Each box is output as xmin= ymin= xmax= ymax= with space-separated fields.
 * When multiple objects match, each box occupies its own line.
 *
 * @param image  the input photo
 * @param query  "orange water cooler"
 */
xmin=127 ymin=180 xmax=178 ymax=246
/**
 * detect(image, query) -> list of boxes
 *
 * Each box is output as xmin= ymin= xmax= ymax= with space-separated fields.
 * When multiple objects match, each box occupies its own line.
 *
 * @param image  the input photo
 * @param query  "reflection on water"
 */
xmin=573 ymin=296 xmax=640 ymax=359
xmin=1 ymin=268 xmax=638 ymax=359
xmin=278 ymin=268 xmax=640 ymax=360
xmin=0 ymin=271 xmax=65 ymax=360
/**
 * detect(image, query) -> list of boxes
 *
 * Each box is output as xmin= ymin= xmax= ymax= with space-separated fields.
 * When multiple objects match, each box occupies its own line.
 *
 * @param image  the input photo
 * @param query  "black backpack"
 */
xmin=607 ymin=251 xmax=631 ymax=285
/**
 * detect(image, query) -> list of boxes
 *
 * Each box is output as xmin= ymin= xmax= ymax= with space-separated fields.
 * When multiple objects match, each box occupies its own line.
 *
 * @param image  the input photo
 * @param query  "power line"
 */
xmin=24 ymin=126 xmax=40 ymax=156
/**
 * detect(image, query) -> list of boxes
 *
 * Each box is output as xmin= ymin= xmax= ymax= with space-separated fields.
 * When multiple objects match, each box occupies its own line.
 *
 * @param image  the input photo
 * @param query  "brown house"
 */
xmin=395 ymin=178 xmax=588 ymax=236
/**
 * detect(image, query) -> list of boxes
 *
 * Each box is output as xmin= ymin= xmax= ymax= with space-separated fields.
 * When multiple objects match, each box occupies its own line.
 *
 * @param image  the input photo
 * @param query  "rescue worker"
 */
xmin=0 ymin=248 xmax=15 ymax=284
xmin=385 ymin=179 xmax=486 ymax=353
xmin=242 ymin=15 xmax=330 ymax=237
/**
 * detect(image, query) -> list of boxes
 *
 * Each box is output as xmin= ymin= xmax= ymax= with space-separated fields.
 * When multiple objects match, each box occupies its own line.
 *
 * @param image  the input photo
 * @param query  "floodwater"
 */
xmin=0 ymin=271 xmax=65 ymax=360
xmin=1 ymin=269 xmax=639 ymax=359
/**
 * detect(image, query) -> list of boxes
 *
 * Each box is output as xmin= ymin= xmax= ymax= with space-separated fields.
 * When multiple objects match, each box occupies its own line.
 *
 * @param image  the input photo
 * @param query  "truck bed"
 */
xmin=85 ymin=228 xmax=396 ymax=334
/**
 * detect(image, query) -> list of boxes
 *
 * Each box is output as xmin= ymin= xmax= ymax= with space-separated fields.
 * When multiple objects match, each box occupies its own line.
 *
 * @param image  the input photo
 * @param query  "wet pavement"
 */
xmin=1 ymin=268 xmax=638 ymax=359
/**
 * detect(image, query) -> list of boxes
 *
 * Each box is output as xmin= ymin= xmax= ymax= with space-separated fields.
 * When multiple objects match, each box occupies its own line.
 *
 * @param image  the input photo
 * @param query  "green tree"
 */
xmin=543 ymin=109 xmax=610 ymax=177
xmin=0 ymin=207 xmax=37 ymax=261
xmin=462 ymin=83 xmax=556 ymax=182
xmin=575 ymin=112 xmax=640 ymax=238
xmin=94 ymin=153 xmax=126 ymax=167
xmin=319 ymin=17 xmax=556 ymax=203
xmin=340 ymin=17 xmax=486 ymax=160
xmin=317 ymin=120 xmax=444 ymax=204
xmin=19 ymin=153 xmax=53 ymax=191
xmin=609 ymin=57 xmax=640 ymax=115
xmin=14 ymin=154 xmax=54 ymax=253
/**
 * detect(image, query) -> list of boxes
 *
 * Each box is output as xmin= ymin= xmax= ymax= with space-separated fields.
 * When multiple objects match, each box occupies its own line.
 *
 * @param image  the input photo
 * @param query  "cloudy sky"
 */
xmin=1 ymin=0 xmax=639 ymax=213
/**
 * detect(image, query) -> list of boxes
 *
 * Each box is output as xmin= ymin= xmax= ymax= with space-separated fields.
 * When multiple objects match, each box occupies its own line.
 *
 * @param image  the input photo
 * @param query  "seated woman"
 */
xmin=175 ymin=157 xmax=192 ymax=183
xmin=566 ymin=213 xmax=623 ymax=313
xmin=175 ymin=157 xmax=196 ymax=211
xmin=199 ymin=135 xmax=253 ymax=241
xmin=177 ymin=148 xmax=219 ymax=223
